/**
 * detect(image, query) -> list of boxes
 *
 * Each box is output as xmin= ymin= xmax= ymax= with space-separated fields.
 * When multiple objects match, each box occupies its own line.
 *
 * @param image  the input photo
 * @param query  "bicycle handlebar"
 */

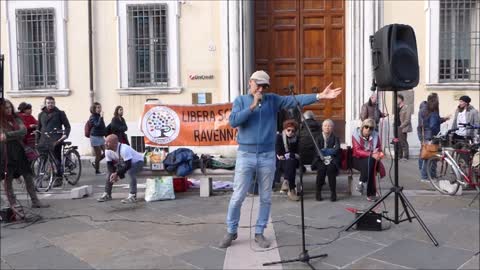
xmin=31 ymin=129 xmax=66 ymax=136
xmin=458 ymin=123 xmax=480 ymax=129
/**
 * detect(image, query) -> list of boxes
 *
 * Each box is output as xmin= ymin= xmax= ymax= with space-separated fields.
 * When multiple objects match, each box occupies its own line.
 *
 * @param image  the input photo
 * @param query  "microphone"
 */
xmin=258 ymin=97 xmax=262 ymax=107
xmin=288 ymin=83 xmax=294 ymax=93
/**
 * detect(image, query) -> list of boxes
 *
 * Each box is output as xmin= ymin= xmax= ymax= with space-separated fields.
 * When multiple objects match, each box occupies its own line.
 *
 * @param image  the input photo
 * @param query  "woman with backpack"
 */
xmin=89 ymin=102 xmax=106 ymax=175
xmin=108 ymin=106 xmax=129 ymax=145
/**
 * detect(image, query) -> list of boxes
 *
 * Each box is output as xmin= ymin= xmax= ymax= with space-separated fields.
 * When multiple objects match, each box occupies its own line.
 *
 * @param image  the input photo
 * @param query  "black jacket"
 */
xmin=275 ymin=133 xmax=299 ymax=157
xmin=298 ymin=119 xmax=322 ymax=165
xmin=89 ymin=113 xmax=106 ymax=137
xmin=37 ymin=107 xmax=71 ymax=143
xmin=314 ymin=133 xmax=341 ymax=173
xmin=110 ymin=117 xmax=129 ymax=144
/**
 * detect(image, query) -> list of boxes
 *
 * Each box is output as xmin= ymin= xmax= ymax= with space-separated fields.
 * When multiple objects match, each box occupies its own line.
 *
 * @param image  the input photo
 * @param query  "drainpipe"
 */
xmin=88 ymin=0 xmax=94 ymax=106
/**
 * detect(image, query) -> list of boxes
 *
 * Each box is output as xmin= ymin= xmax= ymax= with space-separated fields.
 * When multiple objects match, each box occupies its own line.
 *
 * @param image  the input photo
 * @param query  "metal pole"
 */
xmin=393 ymin=92 xmax=399 ymax=224
xmin=88 ymin=0 xmax=94 ymax=106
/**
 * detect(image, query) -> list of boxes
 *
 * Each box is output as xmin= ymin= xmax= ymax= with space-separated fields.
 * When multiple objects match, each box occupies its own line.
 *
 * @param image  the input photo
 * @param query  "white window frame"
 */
xmin=116 ymin=0 xmax=181 ymax=95
xmin=425 ymin=0 xmax=480 ymax=90
xmin=6 ymin=0 xmax=69 ymax=97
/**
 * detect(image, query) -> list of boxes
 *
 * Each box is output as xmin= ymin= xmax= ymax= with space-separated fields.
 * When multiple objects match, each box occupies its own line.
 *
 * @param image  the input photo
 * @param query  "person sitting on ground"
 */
xmin=274 ymin=119 xmax=300 ymax=201
xmin=298 ymin=110 xmax=322 ymax=167
xmin=314 ymin=119 xmax=340 ymax=202
xmin=97 ymin=134 xmax=144 ymax=204
xmin=352 ymin=118 xmax=386 ymax=201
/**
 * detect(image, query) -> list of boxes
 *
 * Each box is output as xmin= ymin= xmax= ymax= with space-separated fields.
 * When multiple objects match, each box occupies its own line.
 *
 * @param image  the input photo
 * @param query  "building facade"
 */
xmin=1 ymin=0 xmax=478 ymax=156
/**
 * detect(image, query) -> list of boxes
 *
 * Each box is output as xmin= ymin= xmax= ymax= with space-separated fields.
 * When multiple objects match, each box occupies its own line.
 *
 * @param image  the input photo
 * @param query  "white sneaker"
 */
xmin=97 ymin=192 xmax=112 ymax=202
xmin=121 ymin=194 xmax=137 ymax=204
xmin=356 ymin=182 xmax=364 ymax=194
xmin=420 ymin=179 xmax=430 ymax=183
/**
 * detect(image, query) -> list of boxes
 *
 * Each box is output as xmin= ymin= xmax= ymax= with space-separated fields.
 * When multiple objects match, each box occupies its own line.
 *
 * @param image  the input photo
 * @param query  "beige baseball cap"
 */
xmin=250 ymin=70 xmax=270 ymax=86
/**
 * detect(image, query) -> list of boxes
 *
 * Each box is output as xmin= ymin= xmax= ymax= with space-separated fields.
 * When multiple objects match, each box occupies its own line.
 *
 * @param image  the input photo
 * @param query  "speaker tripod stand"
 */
xmin=263 ymin=85 xmax=328 ymax=270
xmin=343 ymin=91 xmax=438 ymax=247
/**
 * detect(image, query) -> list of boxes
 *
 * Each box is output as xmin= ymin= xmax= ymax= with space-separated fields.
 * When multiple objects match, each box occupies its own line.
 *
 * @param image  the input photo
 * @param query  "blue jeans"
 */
xmin=226 ymin=150 xmax=276 ymax=235
xmin=419 ymin=158 xmax=436 ymax=179
xmin=105 ymin=160 xmax=144 ymax=195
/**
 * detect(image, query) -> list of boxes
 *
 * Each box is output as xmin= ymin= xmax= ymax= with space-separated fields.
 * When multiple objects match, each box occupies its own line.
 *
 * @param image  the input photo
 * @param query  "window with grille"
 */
xmin=130 ymin=136 xmax=146 ymax=153
xmin=16 ymin=8 xmax=57 ymax=90
xmin=439 ymin=0 xmax=479 ymax=82
xmin=127 ymin=4 xmax=168 ymax=87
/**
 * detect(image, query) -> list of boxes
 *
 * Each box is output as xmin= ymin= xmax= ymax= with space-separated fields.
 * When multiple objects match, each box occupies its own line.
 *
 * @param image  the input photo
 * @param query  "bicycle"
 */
xmin=425 ymin=124 xmax=480 ymax=196
xmin=31 ymin=129 xmax=82 ymax=192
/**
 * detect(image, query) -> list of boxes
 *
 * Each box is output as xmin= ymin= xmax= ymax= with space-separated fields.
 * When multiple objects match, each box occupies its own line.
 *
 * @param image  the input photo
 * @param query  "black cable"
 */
xmin=4 ymin=203 xmax=349 ymax=252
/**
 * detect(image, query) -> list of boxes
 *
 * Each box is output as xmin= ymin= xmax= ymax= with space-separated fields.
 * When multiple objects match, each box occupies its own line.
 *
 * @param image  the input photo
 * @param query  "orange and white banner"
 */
xmin=141 ymin=103 xmax=238 ymax=146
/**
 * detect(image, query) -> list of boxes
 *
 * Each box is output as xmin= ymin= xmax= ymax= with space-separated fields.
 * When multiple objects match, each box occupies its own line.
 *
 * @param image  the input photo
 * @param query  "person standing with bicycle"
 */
xmin=418 ymin=94 xmax=443 ymax=182
xmin=37 ymin=96 xmax=71 ymax=187
xmin=451 ymin=96 xmax=479 ymax=142
xmin=0 ymin=99 xmax=49 ymax=208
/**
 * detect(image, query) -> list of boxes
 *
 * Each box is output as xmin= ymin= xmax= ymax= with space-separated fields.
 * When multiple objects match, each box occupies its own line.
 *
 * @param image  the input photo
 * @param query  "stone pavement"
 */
xmin=1 ymin=158 xmax=479 ymax=269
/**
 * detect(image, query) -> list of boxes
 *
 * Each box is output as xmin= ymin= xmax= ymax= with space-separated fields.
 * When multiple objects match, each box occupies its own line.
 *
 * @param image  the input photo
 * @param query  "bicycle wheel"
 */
xmin=64 ymin=150 xmax=82 ymax=185
xmin=426 ymin=156 xmax=460 ymax=195
xmin=33 ymin=155 xmax=55 ymax=192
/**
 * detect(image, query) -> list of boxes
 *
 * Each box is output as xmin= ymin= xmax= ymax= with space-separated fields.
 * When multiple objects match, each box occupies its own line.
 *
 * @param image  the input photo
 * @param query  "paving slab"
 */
xmin=24 ymin=213 xmax=96 ymax=238
xmin=175 ymin=246 xmax=225 ymax=270
xmin=0 ymin=258 xmax=13 ymax=270
xmin=2 ymin=245 xmax=93 ymax=269
xmin=308 ymin=236 xmax=384 ymax=268
xmin=404 ymin=208 xmax=479 ymax=252
xmin=129 ymin=233 xmax=205 ymax=257
xmin=95 ymin=247 xmax=197 ymax=269
xmin=49 ymin=228 xmax=133 ymax=267
xmin=346 ymin=257 xmax=413 ymax=269
xmin=369 ymin=238 xmax=475 ymax=269
xmin=223 ymin=196 xmax=282 ymax=270
xmin=459 ymin=254 xmax=480 ymax=270
xmin=0 ymin=229 xmax=51 ymax=256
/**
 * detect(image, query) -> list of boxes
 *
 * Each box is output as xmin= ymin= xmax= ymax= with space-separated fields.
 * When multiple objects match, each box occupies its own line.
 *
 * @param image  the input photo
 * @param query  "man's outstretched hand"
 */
xmin=318 ymin=82 xmax=342 ymax=100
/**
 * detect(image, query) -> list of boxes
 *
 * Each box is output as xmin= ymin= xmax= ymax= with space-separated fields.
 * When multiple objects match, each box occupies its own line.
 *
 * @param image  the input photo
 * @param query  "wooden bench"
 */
xmin=300 ymin=165 xmax=357 ymax=196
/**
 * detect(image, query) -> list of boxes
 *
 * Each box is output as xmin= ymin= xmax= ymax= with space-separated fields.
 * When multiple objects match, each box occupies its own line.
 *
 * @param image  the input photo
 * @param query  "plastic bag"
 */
xmin=144 ymin=177 xmax=175 ymax=202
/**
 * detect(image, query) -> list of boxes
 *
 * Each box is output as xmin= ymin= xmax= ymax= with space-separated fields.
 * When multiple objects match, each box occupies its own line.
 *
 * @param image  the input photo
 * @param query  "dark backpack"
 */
xmin=163 ymin=148 xmax=197 ymax=177
xmin=84 ymin=120 xmax=92 ymax=138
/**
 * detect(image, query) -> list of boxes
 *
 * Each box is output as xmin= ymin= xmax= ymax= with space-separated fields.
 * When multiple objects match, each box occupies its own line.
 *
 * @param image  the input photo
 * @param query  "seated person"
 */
xmin=97 ymin=134 xmax=144 ymax=204
xmin=298 ymin=110 xmax=322 ymax=167
xmin=313 ymin=119 xmax=340 ymax=202
xmin=274 ymin=119 xmax=300 ymax=201
xmin=352 ymin=119 xmax=386 ymax=201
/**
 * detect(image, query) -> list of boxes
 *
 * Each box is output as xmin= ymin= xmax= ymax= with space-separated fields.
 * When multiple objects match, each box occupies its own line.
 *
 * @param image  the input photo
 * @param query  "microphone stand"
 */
xmin=263 ymin=85 xmax=328 ymax=270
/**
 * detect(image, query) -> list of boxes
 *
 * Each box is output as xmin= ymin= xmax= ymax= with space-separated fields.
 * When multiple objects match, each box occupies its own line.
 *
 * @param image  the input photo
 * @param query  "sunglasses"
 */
xmin=363 ymin=126 xmax=374 ymax=131
xmin=286 ymin=129 xmax=295 ymax=133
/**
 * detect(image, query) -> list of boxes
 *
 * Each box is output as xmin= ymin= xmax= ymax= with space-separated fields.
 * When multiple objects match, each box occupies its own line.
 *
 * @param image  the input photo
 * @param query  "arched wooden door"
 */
xmin=254 ymin=0 xmax=346 ymax=137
